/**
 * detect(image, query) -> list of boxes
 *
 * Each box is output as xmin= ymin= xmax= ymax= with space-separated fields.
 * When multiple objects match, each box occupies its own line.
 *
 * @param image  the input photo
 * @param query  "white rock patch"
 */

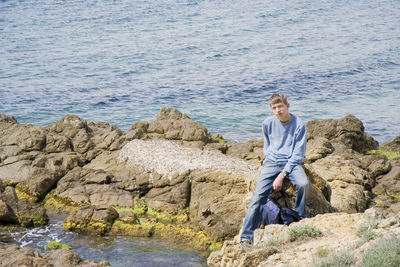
xmin=119 ymin=139 xmax=257 ymax=175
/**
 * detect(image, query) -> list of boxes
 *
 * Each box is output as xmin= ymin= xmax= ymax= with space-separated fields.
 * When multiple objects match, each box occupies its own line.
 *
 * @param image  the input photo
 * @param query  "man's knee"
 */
xmin=296 ymin=178 xmax=310 ymax=191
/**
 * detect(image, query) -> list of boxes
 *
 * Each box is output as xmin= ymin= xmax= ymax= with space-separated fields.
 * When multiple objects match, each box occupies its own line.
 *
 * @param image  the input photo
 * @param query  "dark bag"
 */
xmin=259 ymin=191 xmax=301 ymax=228
xmin=280 ymin=207 xmax=301 ymax=225
xmin=259 ymin=199 xmax=282 ymax=228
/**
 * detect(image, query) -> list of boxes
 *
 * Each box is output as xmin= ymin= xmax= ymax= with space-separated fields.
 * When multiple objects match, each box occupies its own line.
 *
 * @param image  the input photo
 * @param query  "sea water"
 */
xmin=0 ymin=213 xmax=206 ymax=266
xmin=0 ymin=0 xmax=399 ymax=144
xmin=0 ymin=0 xmax=399 ymax=264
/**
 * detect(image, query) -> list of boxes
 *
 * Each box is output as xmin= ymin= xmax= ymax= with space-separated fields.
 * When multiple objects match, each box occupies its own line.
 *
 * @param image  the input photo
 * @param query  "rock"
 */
xmin=1 ymin=110 xmax=394 ymax=262
xmin=126 ymin=107 xmax=212 ymax=143
xmin=306 ymin=115 xmax=378 ymax=153
xmin=45 ymin=132 xmax=72 ymax=153
xmin=0 ymin=244 xmax=110 ymax=267
xmin=145 ymin=176 xmax=191 ymax=214
xmin=44 ymin=241 xmax=72 ymax=250
xmin=15 ymin=152 xmax=84 ymax=201
xmin=0 ymin=199 xmax=17 ymax=224
xmin=15 ymin=198 xmax=49 ymax=227
xmin=209 ymin=212 xmax=400 ymax=267
xmin=64 ymin=205 xmax=119 ymax=235
xmin=0 ymin=181 xmax=48 ymax=227
xmin=381 ymin=136 xmax=400 ymax=152
xmin=0 ymin=114 xmax=17 ymax=125
xmin=1 ymin=124 xmax=47 ymax=152
xmin=47 ymin=114 xmax=125 ymax=159
xmin=308 ymin=142 xmax=391 ymax=213
xmin=225 ymin=140 xmax=264 ymax=165
xmin=47 ymin=166 xmax=135 ymax=210
xmin=208 ymin=240 xmax=277 ymax=267
xmin=44 ymin=248 xmax=111 ymax=266
xmin=372 ymin=158 xmax=400 ymax=217
xmin=305 ymin=137 xmax=334 ymax=163
xmin=189 ymin=170 xmax=250 ymax=242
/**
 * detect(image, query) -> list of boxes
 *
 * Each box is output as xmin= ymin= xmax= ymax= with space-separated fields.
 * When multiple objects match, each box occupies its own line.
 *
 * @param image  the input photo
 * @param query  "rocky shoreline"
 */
xmin=0 ymin=108 xmax=399 ymax=266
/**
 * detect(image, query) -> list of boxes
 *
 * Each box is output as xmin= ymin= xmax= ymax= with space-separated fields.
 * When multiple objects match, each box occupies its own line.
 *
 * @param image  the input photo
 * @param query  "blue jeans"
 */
xmin=240 ymin=161 xmax=310 ymax=241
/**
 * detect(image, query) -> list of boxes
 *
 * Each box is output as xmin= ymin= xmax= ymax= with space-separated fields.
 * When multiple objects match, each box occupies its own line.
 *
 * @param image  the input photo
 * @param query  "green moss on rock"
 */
xmin=45 ymin=241 xmax=72 ymax=250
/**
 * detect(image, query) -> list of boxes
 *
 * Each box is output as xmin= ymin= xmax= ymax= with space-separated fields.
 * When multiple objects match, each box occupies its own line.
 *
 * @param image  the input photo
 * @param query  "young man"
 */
xmin=240 ymin=93 xmax=310 ymax=245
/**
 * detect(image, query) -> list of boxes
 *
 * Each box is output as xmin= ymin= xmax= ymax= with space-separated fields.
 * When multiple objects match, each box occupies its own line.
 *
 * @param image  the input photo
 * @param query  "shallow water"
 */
xmin=1 ymin=0 xmax=399 ymax=144
xmin=0 ymin=213 xmax=207 ymax=267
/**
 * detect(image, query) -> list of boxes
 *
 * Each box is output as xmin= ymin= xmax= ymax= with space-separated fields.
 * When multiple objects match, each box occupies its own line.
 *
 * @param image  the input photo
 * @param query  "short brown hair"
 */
xmin=269 ymin=93 xmax=288 ymax=106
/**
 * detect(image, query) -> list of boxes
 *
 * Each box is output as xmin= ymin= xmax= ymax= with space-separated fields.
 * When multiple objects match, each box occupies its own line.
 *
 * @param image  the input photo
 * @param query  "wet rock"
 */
xmin=47 ymin=166 xmax=135 ymax=210
xmin=0 ymin=244 xmax=110 ymax=267
xmin=0 ymin=180 xmax=48 ymax=227
xmin=64 ymin=205 xmax=119 ymax=235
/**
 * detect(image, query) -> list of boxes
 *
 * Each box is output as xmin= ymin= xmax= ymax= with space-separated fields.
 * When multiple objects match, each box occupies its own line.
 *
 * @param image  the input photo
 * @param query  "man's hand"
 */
xmin=273 ymin=173 xmax=285 ymax=191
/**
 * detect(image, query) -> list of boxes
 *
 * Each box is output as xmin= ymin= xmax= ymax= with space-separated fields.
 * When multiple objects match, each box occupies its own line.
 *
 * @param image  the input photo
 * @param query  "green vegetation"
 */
xmin=263 ymin=236 xmax=282 ymax=247
xmin=366 ymin=149 xmax=400 ymax=159
xmin=312 ymin=251 xmax=354 ymax=267
xmin=44 ymin=241 xmax=72 ymax=250
xmin=113 ymin=205 xmax=188 ymax=225
xmin=361 ymin=236 xmax=400 ymax=267
xmin=314 ymin=246 xmax=330 ymax=258
xmin=356 ymin=219 xmax=382 ymax=247
xmin=357 ymin=219 xmax=381 ymax=237
xmin=387 ymin=192 xmax=400 ymax=202
xmin=357 ymin=230 xmax=381 ymax=247
xmin=288 ymin=224 xmax=323 ymax=241
xmin=112 ymin=202 xmax=218 ymax=251
xmin=211 ymin=134 xmax=228 ymax=144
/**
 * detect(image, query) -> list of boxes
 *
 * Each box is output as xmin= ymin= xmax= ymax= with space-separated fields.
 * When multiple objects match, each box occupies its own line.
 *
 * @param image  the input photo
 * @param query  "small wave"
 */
xmin=93 ymin=101 xmax=108 ymax=107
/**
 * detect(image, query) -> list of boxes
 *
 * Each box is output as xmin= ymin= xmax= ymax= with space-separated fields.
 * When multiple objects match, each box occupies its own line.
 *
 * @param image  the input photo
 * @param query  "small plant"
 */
xmin=264 ymin=236 xmax=282 ymax=247
xmin=288 ymin=224 xmax=322 ymax=241
xmin=356 ymin=229 xmax=381 ymax=247
xmin=211 ymin=134 xmax=227 ymax=144
xmin=365 ymin=149 xmax=400 ymax=159
xmin=45 ymin=241 xmax=72 ymax=250
xmin=357 ymin=219 xmax=381 ymax=237
xmin=361 ymin=236 xmax=400 ymax=267
xmin=314 ymin=246 xmax=330 ymax=258
xmin=312 ymin=251 xmax=354 ymax=267
xmin=356 ymin=218 xmax=382 ymax=247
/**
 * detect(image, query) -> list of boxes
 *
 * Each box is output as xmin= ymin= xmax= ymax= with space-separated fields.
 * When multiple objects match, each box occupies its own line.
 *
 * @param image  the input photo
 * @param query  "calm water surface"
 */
xmin=0 ymin=0 xmax=399 ymax=143
xmin=0 ymin=0 xmax=399 ymax=264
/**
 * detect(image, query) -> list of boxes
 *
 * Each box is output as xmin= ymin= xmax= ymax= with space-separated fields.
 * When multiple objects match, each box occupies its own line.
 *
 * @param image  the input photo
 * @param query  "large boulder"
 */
xmin=306 ymin=115 xmax=378 ymax=153
xmin=64 ymin=205 xmax=119 ymax=235
xmin=47 ymin=115 xmax=126 ymax=160
xmin=305 ymin=116 xmax=391 ymax=213
xmin=0 ymin=180 xmax=48 ymax=227
xmin=126 ymin=107 xmax=212 ymax=143
xmin=309 ymin=143 xmax=390 ymax=213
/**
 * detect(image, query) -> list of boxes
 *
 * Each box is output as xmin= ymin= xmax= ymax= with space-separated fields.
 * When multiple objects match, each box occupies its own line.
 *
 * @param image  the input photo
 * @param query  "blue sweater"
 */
xmin=262 ymin=113 xmax=307 ymax=174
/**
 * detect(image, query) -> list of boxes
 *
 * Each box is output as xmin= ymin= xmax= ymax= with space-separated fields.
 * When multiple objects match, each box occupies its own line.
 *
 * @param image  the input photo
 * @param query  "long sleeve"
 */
xmin=283 ymin=124 xmax=306 ymax=173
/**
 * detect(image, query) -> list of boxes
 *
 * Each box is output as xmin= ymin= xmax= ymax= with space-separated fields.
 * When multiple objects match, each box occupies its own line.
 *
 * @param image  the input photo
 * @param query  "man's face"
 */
xmin=270 ymin=102 xmax=290 ymax=122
